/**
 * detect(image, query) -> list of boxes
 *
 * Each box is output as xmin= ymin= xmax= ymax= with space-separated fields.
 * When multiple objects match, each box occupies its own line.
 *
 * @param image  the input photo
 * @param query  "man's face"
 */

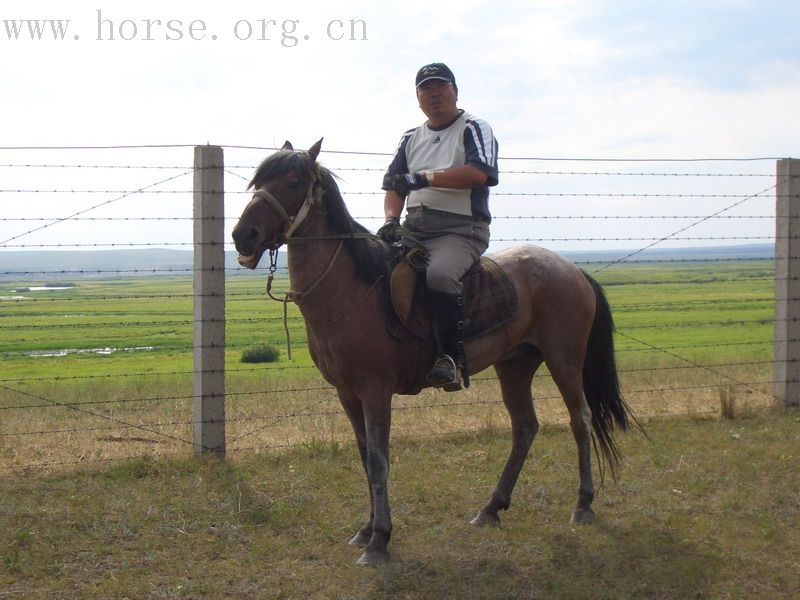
xmin=416 ymin=80 xmax=458 ymax=123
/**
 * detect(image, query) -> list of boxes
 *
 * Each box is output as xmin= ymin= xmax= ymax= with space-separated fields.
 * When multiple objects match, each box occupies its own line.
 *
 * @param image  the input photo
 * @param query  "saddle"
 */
xmin=370 ymin=241 xmax=519 ymax=395
xmin=379 ymin=254 xmax=519 ymax=393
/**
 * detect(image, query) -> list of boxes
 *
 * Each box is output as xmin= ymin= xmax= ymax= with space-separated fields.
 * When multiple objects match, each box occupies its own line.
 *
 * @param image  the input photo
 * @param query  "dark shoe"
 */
xmin=427 ymin=354 xmax=462 ymax=390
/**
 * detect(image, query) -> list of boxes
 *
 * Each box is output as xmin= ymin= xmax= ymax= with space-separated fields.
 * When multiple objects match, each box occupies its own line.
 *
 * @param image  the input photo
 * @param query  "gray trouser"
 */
xmin=403 ymin=209 xmax=490 ymax=295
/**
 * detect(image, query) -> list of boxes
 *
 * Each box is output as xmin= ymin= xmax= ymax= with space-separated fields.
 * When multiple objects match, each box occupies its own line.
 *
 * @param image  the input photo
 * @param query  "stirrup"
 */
xmin=427 ymin=354 xmax=462 ymax=391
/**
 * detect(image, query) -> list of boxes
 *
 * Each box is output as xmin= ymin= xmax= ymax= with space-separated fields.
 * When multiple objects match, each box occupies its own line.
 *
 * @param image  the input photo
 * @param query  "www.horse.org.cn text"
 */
xmin=2 ymin=10 xmax=368 ymax=47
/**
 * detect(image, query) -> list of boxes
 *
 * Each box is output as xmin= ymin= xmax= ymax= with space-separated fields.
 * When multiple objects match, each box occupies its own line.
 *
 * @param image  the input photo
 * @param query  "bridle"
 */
xmin=246 ymin=169 xmax=345 ymax=358
xmin=242 ymin=161 xmax=421 ymax=357
xmin=250 ymin=170 xmax=345 ymax=304
xmin=249 ymin=168 xmax=332 ymax=301
xmin=251 ymin=169 xmax=325 ymax=252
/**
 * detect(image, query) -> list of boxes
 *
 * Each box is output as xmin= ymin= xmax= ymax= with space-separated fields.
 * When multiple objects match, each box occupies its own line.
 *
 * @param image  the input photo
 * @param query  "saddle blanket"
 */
xmin=461 ymin=256 xmax=518 ymax=340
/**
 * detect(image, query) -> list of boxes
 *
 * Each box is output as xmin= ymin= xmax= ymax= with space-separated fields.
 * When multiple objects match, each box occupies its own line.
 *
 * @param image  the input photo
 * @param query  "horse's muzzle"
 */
xmin=237 ymin=252 xmax=261 ymax=269
xmin=232 ymin=226 xmax=265 ymax=269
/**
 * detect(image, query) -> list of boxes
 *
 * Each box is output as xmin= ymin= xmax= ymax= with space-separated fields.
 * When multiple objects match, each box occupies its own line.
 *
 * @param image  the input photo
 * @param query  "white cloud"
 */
xmin=1 ymin=0 xmax=797 ymax=251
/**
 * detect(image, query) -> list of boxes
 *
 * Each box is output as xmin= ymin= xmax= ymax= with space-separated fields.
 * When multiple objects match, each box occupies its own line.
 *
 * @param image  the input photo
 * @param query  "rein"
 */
xmin=265 ymin=240 xmax=343 ymax=361
xmin=261 ymin=174 xmax=343 ymax=305
xmin=250 ymin=168 xmax=428 ymax=358
xmin=258 ymin=174 xmax=346 ymax=360
xmin=265 ymin=240 xmax=344 ymax=304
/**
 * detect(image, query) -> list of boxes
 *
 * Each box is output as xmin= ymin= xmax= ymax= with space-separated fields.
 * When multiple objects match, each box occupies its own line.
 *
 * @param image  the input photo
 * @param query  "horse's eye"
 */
xmin=287 ymin=181 xmax=300 ymax=189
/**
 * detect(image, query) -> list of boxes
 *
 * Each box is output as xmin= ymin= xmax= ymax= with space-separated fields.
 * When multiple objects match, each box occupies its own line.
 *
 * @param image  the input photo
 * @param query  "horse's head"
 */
xmin=232 ymin=139 xmax=323 ymax=269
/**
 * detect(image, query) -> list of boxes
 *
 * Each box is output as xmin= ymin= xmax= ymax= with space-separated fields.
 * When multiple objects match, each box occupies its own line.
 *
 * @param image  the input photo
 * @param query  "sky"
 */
xmin=1 ymin=0 xmax=799 ymax=257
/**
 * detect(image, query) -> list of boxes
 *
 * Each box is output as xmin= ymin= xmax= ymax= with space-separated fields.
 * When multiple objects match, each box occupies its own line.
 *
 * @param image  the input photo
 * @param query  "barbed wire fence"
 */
xmin=0 ymin=144 xmax=796 ymax=473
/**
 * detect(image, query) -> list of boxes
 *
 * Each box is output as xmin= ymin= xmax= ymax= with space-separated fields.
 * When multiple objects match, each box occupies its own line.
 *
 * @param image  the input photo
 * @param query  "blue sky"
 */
xmin=1 ymin=0 xmax=798 ymax=252
xmin=570 ymin=1 xmax=798 ymax=92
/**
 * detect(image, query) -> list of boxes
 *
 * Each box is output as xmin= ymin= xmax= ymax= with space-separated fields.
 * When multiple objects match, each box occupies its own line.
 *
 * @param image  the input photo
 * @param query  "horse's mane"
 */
xmin=248 ymin=149 xmax=313 ymax=191
xmin=317 ymin=166 xmax=389 ymax=283
xmin=249 ymin=150 xmax=388 ymax=284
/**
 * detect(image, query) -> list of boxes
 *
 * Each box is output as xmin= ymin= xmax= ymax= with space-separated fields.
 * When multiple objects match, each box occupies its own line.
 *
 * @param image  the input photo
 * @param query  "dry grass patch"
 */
xmin=2 ymin=410 xmax=798 ymax=599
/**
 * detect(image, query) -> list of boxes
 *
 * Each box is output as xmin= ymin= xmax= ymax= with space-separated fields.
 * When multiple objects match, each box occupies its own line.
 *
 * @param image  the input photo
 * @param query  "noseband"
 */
xmin=250 ymin=169 xmax=337 ymax=356
xmin=251 ymin=171 xmax=323 ymax=250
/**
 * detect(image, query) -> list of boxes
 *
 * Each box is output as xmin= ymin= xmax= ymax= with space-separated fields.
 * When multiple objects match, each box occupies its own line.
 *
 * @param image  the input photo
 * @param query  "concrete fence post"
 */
xmin=774 ymin=158 xmax=800 ymax=408
xmin=193 ymin=145 xmax=226 ymax=455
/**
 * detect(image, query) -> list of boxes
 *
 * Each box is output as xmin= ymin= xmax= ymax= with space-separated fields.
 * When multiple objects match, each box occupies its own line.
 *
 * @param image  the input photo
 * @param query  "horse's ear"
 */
xmin=281 ymin=140 xmax=293 ymax=151
xmin=307 ymin=138 xmax=323 ymax=162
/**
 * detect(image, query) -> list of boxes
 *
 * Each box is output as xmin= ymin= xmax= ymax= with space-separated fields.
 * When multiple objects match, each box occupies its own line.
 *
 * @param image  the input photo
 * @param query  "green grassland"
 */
xmin=1 ymin=258 xmax=774 ymax=375
xmin=599 ymin=259 xmax=773 ymax=360
xmin=1 ymin=258 xmax=796 ymax=598
xmin=0 ymin=258 xmax=777 ymax=472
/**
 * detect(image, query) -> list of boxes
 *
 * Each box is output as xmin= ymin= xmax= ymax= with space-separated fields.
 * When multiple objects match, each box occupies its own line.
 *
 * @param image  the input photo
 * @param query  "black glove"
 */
xmin=387 ymin=173 xmax=429 ymax=198
xmin=377 ymin=217 xmax=402 ymax=243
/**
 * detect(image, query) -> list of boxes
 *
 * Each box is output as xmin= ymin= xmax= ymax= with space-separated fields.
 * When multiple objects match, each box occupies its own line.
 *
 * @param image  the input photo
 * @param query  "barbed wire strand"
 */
xmin=0 ymin=161 xmax=777 ymax=177
xmin=0 ymin=358 xmax=775 ymax=413
xmin=0 ymin=143 xmax=788 ymax=160
xmin=0 ymin=188 xmax=785 ymax=199
xmin=590 ymin=180 xmax=782 ymax=273
xmin=0 ymin=169 xmax=195 ymax=246
xmin=0 ymin=383 xmax=201 ymax=450
xmin=0 ymin=149 xmax=792 ymax=472
xmin=2 ymin=374 xmax=776 ymax=442
xmin=614 ymin=331 xmax=777 ymax=404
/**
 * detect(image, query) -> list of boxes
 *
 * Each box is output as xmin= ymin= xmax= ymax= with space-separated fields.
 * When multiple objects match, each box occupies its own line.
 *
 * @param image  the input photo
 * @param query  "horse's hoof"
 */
xmin=570 ymin=508 xmax=595 ymax=524
xmin=356 ymin=549 xmax=390 ymax=566
xmin=470 ymin=510 xmax=501 ymax=527
xmin=348 ymin=530 xmax=370 ymax=547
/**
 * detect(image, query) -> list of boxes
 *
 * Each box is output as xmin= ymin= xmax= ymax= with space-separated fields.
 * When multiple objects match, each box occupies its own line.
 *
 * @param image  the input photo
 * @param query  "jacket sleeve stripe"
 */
xmin=465 ymin=119 xmax=496 ymax=168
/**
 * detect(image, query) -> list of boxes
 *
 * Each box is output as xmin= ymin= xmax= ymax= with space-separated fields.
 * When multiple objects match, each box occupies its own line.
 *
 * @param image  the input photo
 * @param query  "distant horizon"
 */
xmin=0 ymin=243 xmax=776 ymax=282
xmin=0 ymin=241 xmax=776 ymax=256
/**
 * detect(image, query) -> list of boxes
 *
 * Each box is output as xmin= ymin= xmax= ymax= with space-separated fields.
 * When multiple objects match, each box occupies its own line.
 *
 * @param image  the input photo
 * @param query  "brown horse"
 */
xmin=232 ymin=140 xmax=632 ymax=566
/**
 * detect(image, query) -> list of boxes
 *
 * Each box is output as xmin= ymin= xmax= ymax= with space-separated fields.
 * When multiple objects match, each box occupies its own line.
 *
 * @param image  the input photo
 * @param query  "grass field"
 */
xmin=0 ymin=259 xmax=777 ymax=472
xmin=1 ymin=257 xmax=795 ymax=597
xmin=1 ymin=412 xmax=798 ymax=598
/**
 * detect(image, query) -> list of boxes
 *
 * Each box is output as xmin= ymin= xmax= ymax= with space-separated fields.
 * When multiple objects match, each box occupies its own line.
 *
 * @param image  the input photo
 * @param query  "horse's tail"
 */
xmin=581 ymin=271 xmax=633 ymax=479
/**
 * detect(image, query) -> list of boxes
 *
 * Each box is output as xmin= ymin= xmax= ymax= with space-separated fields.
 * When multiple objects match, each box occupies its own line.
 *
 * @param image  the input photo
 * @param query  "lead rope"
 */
xmin=256 ymin=173 xmax=427 ymax=362
xmin=261 ymin=177 xmax=319 ymax=361
xmin=264 ymin=239 xmax=344 ymax=361
xmin=265 ymin=249 xmax=293 ymax=360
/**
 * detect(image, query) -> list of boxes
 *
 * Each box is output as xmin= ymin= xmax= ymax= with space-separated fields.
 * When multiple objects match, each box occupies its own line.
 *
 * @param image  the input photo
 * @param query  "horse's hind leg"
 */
xmin=548 ymin=360 xmax=596 ymax=524
xmin=471 ymin=351 xmax=541 ymax=526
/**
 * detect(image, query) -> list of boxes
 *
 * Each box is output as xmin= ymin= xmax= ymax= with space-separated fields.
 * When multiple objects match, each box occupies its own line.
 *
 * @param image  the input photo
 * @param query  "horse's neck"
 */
xmin=285 ymin=211 xmax=365 ymax=313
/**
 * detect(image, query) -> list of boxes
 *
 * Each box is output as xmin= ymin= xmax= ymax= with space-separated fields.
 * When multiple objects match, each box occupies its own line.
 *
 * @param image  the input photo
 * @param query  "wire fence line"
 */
xmin=0 ymin=315 xmax=780 ymax=335
xmin=0 ymin=188 xmax=784 ymax=199
xmin=0 ymin=340 xmax=778 ymax=388
xmin=0 ymin=360 xmax=780 ymax=416
xmin=4 ymin=377 xmax=781 ymax=442
xmin=0 ymin=145 xmax=790 ymax=472
xmin=0 ymin=160 xmax=779 ymax=175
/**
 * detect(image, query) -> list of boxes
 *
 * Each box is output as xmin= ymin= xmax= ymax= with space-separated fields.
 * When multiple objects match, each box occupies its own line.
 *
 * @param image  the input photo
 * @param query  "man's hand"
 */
xmin=377 ymin=217 xmax=402 ymax=243
xmin=386 ymin=173 xmax=429 ymax=198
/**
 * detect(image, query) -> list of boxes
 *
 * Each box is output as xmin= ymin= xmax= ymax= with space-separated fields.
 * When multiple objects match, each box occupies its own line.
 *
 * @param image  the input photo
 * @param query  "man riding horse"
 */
xmin=232 ymin=68 xmax=629 ymax=565
xmin=379 ymin=62 xmax=499 ymax=391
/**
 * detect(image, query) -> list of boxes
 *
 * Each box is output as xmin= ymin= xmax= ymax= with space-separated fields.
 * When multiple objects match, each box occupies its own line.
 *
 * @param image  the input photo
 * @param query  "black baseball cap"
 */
xmin=415 ymin=63 xmax=456 ymax=88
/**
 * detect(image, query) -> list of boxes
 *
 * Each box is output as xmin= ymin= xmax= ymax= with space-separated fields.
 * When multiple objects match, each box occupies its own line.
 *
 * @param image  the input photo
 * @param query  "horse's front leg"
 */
xmin=357 ymin=396 xmax=392 ymax=566
xmin=337 ymin=387 xmax=393 ymax=564
xmin=337 ymin=390 xmax=373 ymax=546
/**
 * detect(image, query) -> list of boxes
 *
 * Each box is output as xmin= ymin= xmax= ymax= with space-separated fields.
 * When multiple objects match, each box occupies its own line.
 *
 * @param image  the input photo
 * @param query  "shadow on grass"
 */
xmin=370 ymin=520 xmax=718 ymax=599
